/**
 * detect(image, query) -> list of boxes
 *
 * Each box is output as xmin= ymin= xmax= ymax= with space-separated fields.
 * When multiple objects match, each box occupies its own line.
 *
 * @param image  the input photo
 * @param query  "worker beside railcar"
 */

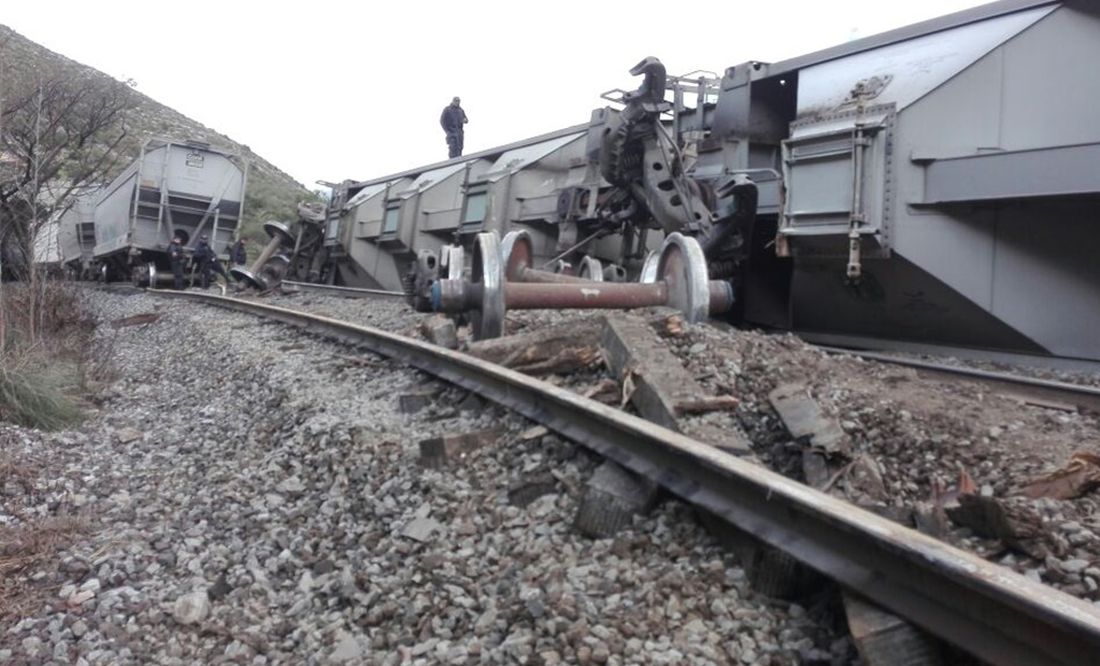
xmin=230 ymin=238 xmax=247 ymax=266
xmin=168 ymin=236 xmax=185 ymax=290
xmin=194 ymin=234 xmax=228 ymax=289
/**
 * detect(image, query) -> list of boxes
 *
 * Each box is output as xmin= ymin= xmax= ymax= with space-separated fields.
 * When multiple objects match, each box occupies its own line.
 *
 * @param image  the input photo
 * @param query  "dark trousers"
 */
xmin=170 ymin=259 xmax=184 ymax=290
xmin=447 ymin=132 xmax=464 ymax=158
xmin=199 ymin=259 xmax=228 ymax=288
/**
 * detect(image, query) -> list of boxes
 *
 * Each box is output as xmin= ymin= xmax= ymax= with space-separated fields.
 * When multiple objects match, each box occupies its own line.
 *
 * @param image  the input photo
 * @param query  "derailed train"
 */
xmin=290 ymin=0 xmax=1100 ymax=363
xmin=59 ymin=138 xmax=247 ymax=284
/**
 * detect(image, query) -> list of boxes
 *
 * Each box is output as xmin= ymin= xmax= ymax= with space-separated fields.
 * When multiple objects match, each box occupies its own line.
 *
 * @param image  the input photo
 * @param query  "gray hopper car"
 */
xmin=56 ymin=187 xmax=102 ymax=279
xmin=89 ymin=138 xmax=247 ymax=283
xmin=311 ymin=0 xmax=1100 ymax=366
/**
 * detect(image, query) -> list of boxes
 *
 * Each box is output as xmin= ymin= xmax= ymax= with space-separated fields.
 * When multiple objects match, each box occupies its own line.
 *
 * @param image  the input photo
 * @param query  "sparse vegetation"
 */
xmin=0 ymin=282 xmax=96 ymax=431
xmin=0 ymin=512 xmax=88 ymax=626
xmin=0 ymin=359 xmax=84 ymax=430
xmin=241 ymin=171 xmax=324 ymax=243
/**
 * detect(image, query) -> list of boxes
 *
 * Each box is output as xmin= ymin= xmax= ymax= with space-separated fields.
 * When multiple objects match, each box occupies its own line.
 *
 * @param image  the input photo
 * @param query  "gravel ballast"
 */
xmin=1 ymin=290 xmax=846 ymax=665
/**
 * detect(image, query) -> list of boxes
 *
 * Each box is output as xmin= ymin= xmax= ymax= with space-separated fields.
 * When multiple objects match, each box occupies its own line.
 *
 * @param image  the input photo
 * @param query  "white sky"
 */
xmin=4 ymin=0 xmax=991 ymax=189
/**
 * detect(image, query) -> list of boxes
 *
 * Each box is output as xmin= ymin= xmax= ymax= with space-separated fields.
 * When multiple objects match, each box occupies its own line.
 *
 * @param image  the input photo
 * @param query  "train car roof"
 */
xmin=339 ymin=123 xmax=589 ymax=191
xmin=761 ymin=0 xmax=1062 ymax=77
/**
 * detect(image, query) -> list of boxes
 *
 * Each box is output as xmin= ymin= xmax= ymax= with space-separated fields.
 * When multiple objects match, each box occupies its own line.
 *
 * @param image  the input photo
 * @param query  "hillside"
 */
xmin=0 ymin=24 xmax=311 ymax=243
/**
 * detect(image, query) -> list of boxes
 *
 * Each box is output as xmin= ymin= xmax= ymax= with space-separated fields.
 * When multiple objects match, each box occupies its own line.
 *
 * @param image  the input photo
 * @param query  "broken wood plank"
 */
xmin=844 ymin=594 xmax=943 ymax=666
xmin=466 ymin=319 xmax=603 ymax=375
xmin=581 ymin=378 xmax=620 ymax=404
xmin=768 ymin=383 xmax=851 ymax=456
xmin=519 ymin=425 xmax=549 ymax=441
xmin=503 ymin=345 xmax=601 ymax=375
xmin=674 ymin=394 xmax=740 ymax=415
xmin=600 ymin=315 xmax=752 ymax=456
xmin=110 ymin=312 xmax=162 ymax=329
xmin=420 ymin=315 xmax=458 ymax=349
xmin=418 ymin=429 xmax=502 ymax=468
xmin=1002 ymin=394 xmax=1077 ymax=413
xmin=601 ymin=317 xmax=701 ymax=430
xmin=574 ymin=461 xmax=659 ymax=538
xmin=1020 ymin=451 xmax=1100 ymax=500
xmin=398 ymin=391 xmax=435 ymax=414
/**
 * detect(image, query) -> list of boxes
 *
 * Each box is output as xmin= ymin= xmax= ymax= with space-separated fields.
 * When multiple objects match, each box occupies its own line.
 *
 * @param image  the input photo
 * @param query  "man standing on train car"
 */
xmin=168 ymin=236 xmax=185 ymax=290
xmin=440 ymin=97 xmax=468 ymax=158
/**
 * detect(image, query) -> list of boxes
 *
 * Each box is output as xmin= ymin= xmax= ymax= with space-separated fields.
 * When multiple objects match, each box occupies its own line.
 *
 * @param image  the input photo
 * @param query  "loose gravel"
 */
xmin=264 ymin=290 xmax=1100 ymax=604
xmin=1 ymin=290 xmax=848 ymax=665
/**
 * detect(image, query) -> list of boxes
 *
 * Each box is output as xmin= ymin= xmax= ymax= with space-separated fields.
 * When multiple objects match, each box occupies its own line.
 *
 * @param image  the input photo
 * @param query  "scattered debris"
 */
xmin=420 ymin=315 xmax=459 ymax=349
xmin=110 ymin=313 xmax=162 ymax=329
xmin=768 ymin=383 xmax=851 ymax=457
xmin=1020 ymin=452 xmax=1100 ymax=500
xmin=418 ymin=428 xmax=502 ymax=468
xmin=674 ymin=394 xmax=740 ymax=416
xmin=172 ymin=591 xmax=211 ymax=626
xmin=574 ymin=461 xmax=658 ymax=539
xmin=519 ymin=425 xmax=549 ymax=441
xmin=398 ymin=391 xmax=435 ymax=414
xmin=600 ymin=316 xmax=752 ymax=455
xmin=507 ymin=474 xmax=559 ymax=508
xmin=400 ymin=517 xmax=443 ymax=543
xmin=656 ymin=312 xmax=685 ymax=337
xmin=843 ymin=594 xmax=943 ymax=666
xmin=466 ymin=320 xmax=602 ymax=376
xmin=581 ymin=379 xmax=619 ymax=404
xmin=115 ymin=427 xmax=143 ymax=444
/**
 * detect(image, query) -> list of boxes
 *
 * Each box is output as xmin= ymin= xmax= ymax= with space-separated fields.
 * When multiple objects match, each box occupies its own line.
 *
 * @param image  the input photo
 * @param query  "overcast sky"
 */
xmin=4 ymin=0 xmax=990 ymax=189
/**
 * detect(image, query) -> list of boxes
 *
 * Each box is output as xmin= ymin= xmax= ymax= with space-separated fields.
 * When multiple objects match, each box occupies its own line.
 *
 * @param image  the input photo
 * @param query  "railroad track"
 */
xmin=152 ymin=289 xmax=1100 ymax=665
xmin=274 ymin=280 xmax=1100 ymax=413
xmin=818 ymin=346 xmax=1100 ymax=414
xmin=281 ymin=280 xmax=405 ymax=299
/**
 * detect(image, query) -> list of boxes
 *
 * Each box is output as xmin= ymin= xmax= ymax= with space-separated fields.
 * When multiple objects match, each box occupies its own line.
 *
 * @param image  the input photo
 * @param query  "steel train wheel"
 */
xmin=470 ymin=232 xmax=505 ymax=340
xmin=500 ymin=230 xmax=533 ymax=281
xmin=577 ymin=256 xmax=604 ymax=282
xmin=638 ymin=250 xmax=659 ymax=284
xmin=656 ymin=233 xmax=709 ymax=324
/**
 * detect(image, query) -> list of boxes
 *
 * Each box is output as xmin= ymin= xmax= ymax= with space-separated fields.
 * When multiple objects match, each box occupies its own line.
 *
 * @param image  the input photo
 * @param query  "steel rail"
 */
xmin=818 ymin=345 xmax=1100 ymax=413
xmin=157 ymin=290 xmax=1100 ymax=665
xmin=280 ymin=281 xmax=405 ymax=299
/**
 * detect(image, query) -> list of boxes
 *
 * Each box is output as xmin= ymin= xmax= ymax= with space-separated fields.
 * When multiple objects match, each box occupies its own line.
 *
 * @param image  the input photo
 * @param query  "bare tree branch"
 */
xmin=0 ymin=59 xmax=134 ymax=279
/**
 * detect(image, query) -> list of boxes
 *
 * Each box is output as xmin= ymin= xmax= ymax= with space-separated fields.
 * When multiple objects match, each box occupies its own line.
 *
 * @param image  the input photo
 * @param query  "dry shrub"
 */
xmin=2 ymin=281 xmax=96 ymax=349
xmin=0 ymin=515 xmax=88 ymax=626
xmin=0 ymin=281 xmax=97 ymax=430
xmin=0 ymin=357 xmax=84 ymax=431
xmin=0 ymin=451 xmax=37 ymax=495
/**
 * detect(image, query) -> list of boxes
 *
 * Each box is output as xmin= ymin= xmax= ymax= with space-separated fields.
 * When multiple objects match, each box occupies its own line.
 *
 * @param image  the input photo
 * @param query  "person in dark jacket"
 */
xmin=230 ymin=238 xmax=247 ymax=266
xmin=440 ymin=97 xmax=468 ymax=158
xmin=194 ymin=234 xmax=228 ymax=289
xmin=167 ymin=236 xmax=186 ymax=290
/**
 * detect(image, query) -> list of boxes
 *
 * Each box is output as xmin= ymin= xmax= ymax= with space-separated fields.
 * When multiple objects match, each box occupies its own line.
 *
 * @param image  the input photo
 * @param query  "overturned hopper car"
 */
xmin=89 ymin=138 xmax=247 ymax=284
xmin=305 ymin=0 xmax=1100 ymax=365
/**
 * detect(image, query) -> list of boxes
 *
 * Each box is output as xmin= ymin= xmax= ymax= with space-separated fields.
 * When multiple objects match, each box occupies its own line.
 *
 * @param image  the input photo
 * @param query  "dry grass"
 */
xmin=0 ymin=281 xmax=100 ymax=430
xmin=0 ymin=442 xmax=87 ymax=626
xmin=0 ymin=451 xmax=37 ymax=495
xmin=0 ymin=356 xmax=85 ymax=431
xmin=0 ymin=515 xmax=89 ymax=626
